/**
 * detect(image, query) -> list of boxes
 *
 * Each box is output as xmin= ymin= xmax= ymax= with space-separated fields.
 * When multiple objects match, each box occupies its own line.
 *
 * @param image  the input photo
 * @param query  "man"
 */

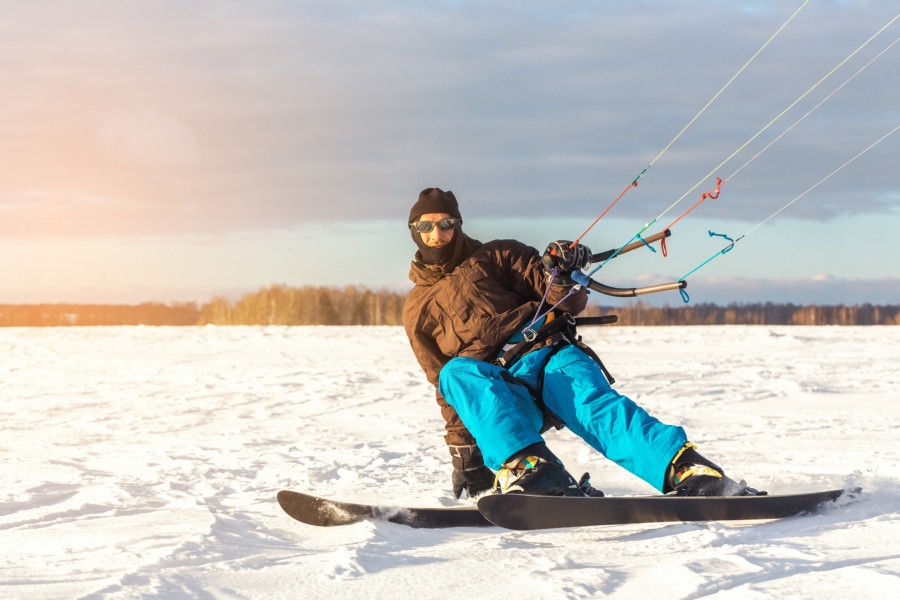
xmin=403 ymin=187 xmax=761 ymax=499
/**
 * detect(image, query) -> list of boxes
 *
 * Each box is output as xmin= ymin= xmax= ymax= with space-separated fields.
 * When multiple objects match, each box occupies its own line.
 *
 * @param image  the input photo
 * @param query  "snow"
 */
xmin=1 ymin=325 xmax=898 ymax=599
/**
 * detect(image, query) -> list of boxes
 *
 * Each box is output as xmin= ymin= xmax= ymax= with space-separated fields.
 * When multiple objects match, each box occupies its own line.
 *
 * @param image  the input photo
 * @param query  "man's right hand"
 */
xmin=542 ymin=240 xmax=592 ymax=274
xmin=449 ymin=444 xmax=495 ymax=499
xmin=451 ymin=465 xmax=496 ymax=499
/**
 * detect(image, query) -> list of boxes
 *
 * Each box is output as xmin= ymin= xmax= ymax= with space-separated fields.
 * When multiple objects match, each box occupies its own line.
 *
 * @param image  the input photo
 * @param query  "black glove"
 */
xmin=541 ymin=240 xmax=592 ymax=283
xmin=449 ymin=444 xmax=495 ymax=499
xmin=452 ymin=466 xmax=495 ymax=500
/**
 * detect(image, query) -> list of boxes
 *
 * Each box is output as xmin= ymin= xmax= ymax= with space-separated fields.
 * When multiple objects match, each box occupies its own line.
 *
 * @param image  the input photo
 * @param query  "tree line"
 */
xmin=196 ymin=285 xmax=403 ymax=326
xmin=1 ymin=286 xmax=898 ymax=326
xmin=0 ymin=285 xmax=404 ymax=327
xmin=585 ymin=302 xmax=900 ymax=326
xmin=0 ymin=302 xmax=202 ymax=327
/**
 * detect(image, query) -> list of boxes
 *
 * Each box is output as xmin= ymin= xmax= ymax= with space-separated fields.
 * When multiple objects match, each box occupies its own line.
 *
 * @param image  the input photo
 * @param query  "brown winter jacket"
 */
xmin=403 ymin=234 xmax=588 ymax=448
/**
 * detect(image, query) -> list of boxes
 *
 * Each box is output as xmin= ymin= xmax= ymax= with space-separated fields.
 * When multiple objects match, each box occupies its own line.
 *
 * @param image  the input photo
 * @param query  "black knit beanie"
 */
xmin=408 ymin=187 xmax=461 ymax=223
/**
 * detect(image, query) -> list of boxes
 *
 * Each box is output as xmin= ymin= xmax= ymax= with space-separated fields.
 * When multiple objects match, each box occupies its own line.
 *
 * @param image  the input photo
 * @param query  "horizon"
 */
xmin=3 ymin=285 xmax=899 ymax=310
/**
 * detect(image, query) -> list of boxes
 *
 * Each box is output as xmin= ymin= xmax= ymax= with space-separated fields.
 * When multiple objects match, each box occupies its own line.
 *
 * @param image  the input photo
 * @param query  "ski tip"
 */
xmin=277 ymin=490 xmax=491 ymax=528
xmin=835 ymin=486 xmax=863 ymax=503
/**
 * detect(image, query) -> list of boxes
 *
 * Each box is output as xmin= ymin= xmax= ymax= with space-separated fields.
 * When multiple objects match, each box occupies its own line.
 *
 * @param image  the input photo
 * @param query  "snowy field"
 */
xmin=1 ymin=325 xmax=898 ymax=599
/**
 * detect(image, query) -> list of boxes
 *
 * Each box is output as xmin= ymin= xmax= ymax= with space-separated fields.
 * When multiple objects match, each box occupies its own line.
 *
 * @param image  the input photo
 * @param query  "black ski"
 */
xmin=276 ymin=490 xmax=491 ymax=528
xmin=277 ymin=487 xmax=859 ymax=530
xmin=476 ymin=488 xmax=859 ymax=531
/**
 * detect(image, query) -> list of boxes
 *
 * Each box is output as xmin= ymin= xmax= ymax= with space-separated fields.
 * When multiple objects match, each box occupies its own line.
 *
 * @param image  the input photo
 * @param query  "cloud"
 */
xmin=0 ymin=1 xmax=897 ymax=239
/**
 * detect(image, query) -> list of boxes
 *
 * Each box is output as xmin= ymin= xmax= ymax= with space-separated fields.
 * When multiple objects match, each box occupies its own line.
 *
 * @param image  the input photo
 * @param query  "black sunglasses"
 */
xmin=409 ymin=218 xmax=461 ymax=233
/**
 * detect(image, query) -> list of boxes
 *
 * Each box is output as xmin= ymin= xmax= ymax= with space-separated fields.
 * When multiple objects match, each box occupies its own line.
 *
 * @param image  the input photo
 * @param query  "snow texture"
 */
xmin=1 ymin=325 xmax=898 ymax=599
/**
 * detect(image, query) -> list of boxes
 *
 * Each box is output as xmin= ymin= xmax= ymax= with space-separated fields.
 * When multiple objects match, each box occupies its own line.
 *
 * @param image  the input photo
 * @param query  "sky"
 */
xmin=2 ymin=0 xmax=898 ymax=306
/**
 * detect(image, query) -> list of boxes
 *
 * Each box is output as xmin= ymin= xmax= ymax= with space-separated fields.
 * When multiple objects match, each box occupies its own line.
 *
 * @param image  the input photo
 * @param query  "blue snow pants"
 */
xmin=438 ymin=344 xmax=687 ymax=492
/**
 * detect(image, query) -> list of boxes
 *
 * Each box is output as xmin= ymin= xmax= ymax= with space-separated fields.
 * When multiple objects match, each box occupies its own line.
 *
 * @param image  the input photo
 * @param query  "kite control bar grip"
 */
xmin=591 ymin=229 xmax=671 ymax=263
xmin=585 ymin=279 xmax=686 ymax=298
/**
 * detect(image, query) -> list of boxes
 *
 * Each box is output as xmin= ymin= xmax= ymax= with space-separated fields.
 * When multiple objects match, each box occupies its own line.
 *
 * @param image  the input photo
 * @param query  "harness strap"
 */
xmin=499 ymin=346 xmax=567 ymax=432
xmin=567 ymin=334 xmax=616 ymax=386
xmin=495 ymin=312 xmax=619 ymax=432
xmin=495 ymin=313 xmax=618 ymax=368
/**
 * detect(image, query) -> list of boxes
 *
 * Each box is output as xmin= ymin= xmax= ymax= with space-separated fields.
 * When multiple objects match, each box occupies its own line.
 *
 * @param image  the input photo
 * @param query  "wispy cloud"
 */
xmin=0 ymin=1 xmax=896 ymax=241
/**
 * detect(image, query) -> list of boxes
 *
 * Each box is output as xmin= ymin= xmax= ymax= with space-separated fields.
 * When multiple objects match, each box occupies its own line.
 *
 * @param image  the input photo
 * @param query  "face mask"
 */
xmin=411 ymin=227 xmax=459 ymax=265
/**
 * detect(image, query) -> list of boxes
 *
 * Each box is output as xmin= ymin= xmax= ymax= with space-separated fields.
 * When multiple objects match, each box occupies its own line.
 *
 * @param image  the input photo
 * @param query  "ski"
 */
xmin=278 ymin=487 xmax=859 ymax=530
xmin=476 ymin=487 xmax=860 ymax=531
xmin=276 ymin=490 xmax=491 ymax=528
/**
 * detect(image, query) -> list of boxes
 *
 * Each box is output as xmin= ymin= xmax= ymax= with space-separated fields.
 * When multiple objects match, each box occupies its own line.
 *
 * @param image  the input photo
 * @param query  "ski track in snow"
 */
xmin=1 ymin=325 xmax=898 ymax=599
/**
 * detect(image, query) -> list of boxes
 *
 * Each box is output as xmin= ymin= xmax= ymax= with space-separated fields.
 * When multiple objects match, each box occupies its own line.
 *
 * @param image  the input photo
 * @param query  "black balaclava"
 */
xmin=408 ymin=187 xmax=464 ymax=266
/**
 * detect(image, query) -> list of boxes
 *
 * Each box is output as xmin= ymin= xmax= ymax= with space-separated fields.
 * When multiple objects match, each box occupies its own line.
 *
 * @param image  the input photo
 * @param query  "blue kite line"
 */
xmin=677 ymin=230 xmax=738 ymax=295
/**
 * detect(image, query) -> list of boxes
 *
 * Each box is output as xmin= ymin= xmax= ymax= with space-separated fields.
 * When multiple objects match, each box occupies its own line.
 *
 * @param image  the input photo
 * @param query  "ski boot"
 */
xmin=665 ymin=443 xmax=765 ymax=496
xmin=494 ymin=442 xmax=585 ymax=496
